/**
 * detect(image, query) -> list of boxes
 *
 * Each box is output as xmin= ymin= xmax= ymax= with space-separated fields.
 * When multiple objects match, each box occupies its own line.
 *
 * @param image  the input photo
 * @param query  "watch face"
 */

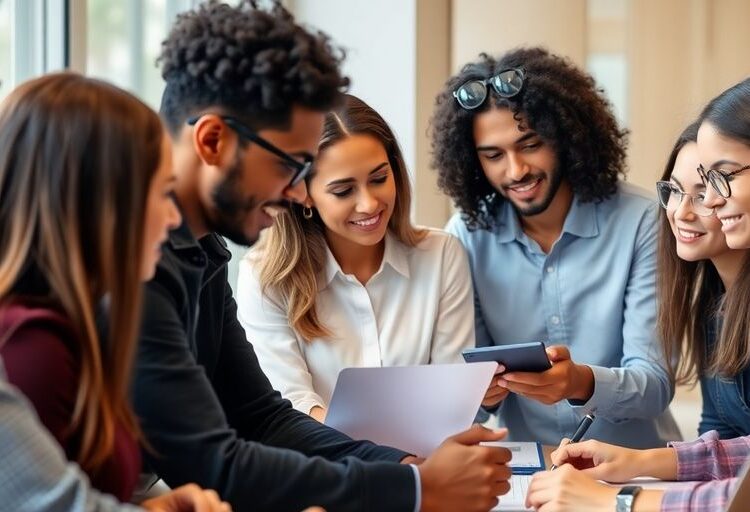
xmin=616 ymin=486 xmax=642 ymax=512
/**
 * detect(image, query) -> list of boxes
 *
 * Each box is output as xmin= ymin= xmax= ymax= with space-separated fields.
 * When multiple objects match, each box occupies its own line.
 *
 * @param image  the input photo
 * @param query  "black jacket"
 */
xmin=132 ymin=219 xmax=416 ymax=511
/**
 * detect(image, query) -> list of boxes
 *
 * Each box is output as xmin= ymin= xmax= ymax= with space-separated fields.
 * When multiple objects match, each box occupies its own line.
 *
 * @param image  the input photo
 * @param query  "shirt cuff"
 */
xmin=410 ymin=464 xmax=421 ymax=512
xmin=668 ymin=430 xmax=721 ymax=481
xmin=660 ymin=482 xmax=704 ymax=512
xmin=567 ymin=364 xmax=617 ymax=413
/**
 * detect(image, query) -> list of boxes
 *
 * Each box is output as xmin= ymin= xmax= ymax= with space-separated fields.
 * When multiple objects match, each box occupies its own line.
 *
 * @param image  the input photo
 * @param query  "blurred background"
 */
xmin=3 ymin=0 xmax=750 ymax=439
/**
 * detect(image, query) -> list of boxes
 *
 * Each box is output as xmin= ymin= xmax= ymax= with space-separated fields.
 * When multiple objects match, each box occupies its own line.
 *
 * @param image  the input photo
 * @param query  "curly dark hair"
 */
xmin=159 ymin=0 xmax=349 ymax=134
xmin=430 ymin=47 xmax=628 ymax=231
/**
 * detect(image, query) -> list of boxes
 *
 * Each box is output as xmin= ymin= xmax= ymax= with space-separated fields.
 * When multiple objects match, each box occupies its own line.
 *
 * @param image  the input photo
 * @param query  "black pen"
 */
xmin=550 ymin=413 xmax=595 ymax=470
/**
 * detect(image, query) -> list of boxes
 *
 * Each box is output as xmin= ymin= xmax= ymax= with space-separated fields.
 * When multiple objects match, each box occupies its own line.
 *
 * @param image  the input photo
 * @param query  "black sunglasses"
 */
xmin=187 ymin=115 xmax=313 ymax=187
xmin=453 ymin=68 xmax=525 ymax=110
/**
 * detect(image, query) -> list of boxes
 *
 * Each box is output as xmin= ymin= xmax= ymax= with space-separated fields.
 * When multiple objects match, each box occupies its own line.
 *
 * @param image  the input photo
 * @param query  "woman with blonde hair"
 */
xmin=236 ymin=94 xmax=474 ymax=422
xmin=0 ymin=72 xmax=228 ymax=511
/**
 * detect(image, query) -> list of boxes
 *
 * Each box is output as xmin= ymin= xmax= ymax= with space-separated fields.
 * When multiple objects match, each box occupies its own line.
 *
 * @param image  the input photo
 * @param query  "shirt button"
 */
xmin=550 ymin=315 xmax=560 ymax=325
xmin=546 ymin=266 xmax=554 ymax=273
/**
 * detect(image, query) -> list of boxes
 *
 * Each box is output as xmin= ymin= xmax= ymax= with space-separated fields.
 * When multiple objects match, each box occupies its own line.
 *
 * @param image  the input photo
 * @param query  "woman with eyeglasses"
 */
xmin=235 ymin=94 xmax=474 ymax=422
xmin=524 ymin=79 xmax=750 ymax=512
xmin=0 ymin=73 xmax=231 ymax=512
xmin=656 ymin=122 xmax=750 ymax=440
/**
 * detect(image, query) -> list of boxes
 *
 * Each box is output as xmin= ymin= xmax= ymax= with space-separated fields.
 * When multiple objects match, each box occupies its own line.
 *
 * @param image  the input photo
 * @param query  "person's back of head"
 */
xmin=431 ymin=46 xmax=627 ymax=230
xmin=0 ymin=72 xmax=163 ymax=472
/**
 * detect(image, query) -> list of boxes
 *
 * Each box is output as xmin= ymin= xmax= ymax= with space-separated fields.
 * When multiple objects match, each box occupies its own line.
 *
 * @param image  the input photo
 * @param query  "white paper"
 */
xmin=492 ymin=474 xmax=533 ymax=512
xmin=324 ymin=362 xmax=497 ymax=457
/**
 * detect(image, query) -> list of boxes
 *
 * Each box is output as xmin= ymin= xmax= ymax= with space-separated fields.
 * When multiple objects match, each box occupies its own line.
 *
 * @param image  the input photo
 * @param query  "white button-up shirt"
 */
xmin=236 ymin=229 xmax=475 ymax=414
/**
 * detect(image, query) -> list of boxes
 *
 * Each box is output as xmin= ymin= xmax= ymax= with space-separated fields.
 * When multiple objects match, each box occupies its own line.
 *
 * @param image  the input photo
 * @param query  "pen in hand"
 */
xmin=549 ymin=413 xmax=595 ymax=470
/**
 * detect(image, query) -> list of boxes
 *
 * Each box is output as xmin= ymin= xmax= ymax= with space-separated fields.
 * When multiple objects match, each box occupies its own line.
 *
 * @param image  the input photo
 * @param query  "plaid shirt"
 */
xmin=661 ymin=430 xmax=750 ymax=511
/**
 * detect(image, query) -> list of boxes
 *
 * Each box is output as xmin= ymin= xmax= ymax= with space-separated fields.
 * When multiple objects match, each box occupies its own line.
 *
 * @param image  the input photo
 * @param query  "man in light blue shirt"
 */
xmin=430 ymin=47 xmax=681 ymax=448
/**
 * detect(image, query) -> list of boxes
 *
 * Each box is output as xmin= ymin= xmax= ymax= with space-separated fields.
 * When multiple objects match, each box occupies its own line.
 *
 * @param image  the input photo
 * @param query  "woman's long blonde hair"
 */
xmin=255 ymin=94 xmax=424 ymax=342
xmin=0 ymin=73 xmax=163 ymax=472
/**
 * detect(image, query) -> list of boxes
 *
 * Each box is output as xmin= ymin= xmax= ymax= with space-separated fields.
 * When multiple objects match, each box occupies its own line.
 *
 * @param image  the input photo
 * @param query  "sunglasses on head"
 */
xmin=453 ymin=68 xmax=525 ymax=110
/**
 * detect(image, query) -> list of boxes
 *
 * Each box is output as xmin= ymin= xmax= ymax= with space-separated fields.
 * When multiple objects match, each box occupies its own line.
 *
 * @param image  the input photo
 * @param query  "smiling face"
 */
xmin=195 ymin=106 xmax=324 ymax=246
xmin=473 ymin=107 xmax=560 ymax=216
xmin=307 ymin=133 xmax=396 ymax=254
xmin=698 ymin=121 xmax=750 ymax=249
xmin=665 ymin=142 xmax=729 ymax=262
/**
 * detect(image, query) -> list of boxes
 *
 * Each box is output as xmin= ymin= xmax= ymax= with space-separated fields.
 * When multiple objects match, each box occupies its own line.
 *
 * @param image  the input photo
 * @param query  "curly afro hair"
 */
xmin=159 ymin=0 xmax=349 ymax=134
xmin=430 ymin=47 xmax=628 ymax=231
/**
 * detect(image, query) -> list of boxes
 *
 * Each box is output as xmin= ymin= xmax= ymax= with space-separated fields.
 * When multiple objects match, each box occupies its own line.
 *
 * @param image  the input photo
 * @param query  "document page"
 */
xmin=492 ymin=474 xmax=533 ymax=512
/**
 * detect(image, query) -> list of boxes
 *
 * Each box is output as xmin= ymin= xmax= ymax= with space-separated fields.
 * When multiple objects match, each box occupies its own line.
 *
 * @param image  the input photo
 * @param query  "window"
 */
xmin=0 ymin=0 xmax=10 ymax=100
xmin=86 ymin=0 xmax=193 ymax=108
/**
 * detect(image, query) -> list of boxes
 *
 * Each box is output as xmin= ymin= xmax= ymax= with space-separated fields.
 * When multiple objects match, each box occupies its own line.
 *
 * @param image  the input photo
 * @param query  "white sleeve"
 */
xmin=429 ymin=234 xmax=476 ymax=363
xmin=235 ymin=256 xmax=326 ymax=414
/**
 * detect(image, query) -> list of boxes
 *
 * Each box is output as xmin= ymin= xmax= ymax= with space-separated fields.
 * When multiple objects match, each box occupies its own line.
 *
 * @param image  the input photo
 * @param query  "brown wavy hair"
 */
xmin=430 ymin=47 xmax=628 ymax=231
xmin=0 ymin=73 xmax=162 ymax=472
xmin=253 ymin=94 xmax=425 ymax=341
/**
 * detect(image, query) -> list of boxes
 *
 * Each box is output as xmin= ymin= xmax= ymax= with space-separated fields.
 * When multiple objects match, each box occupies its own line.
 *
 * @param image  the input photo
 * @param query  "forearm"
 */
xmin=633 ymin=490 xmax=664 ymax=512
xmin=578 ymin=364 xmax=672 ymax=419
xmin=636 ymin=448 xmax=679 ymax=480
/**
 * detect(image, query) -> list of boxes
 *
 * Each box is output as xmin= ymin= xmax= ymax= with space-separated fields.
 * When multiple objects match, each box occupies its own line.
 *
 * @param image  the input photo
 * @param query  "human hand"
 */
xmin=482 ymin=364 xmax=510 ymax=408
xmin=552 ymin=439 xmax=677 ymax=482
xmin=499 ymin=346 xmax=593 ymax=404
xmin=140 ymin=484 xmax=231 ymax=512
xmin=525 ymin=465 xmax=618 ymax=512
xmin=418 ymin=424 xmax=512 ymax=512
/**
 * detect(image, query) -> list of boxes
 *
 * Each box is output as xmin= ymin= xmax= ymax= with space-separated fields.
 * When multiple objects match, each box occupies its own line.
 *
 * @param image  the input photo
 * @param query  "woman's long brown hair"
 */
xmin=656 ymin=121 xmax=750 ymax=385
xmin=253 ymin=94 xmax=425 ymax=342
xmin=0 ymin=73 xmax=163 ymax=472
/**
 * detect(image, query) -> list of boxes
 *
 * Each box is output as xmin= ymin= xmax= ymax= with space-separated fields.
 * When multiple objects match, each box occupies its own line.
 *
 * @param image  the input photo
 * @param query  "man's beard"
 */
xmin=209 ymin=154 xmax=259 ymax=247
xmin=507 ymin=167 xmax=563 ymax=217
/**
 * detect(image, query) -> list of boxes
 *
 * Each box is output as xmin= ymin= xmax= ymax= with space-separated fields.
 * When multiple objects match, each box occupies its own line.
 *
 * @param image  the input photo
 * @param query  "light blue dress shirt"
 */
xmin=447 ymin=182 xmax=681 ymax=448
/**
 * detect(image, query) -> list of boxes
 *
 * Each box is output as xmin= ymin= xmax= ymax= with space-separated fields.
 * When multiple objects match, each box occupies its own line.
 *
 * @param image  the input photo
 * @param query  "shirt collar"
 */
xmin=561 ymin=196 xmax=599 ymax=239
xmin=166 ymin=201 xmax=232 ymax=271
xmin=320 ymin=231 xmax=410 ymax=289
xmin=493 ymin=195 xmax=599 ymax=244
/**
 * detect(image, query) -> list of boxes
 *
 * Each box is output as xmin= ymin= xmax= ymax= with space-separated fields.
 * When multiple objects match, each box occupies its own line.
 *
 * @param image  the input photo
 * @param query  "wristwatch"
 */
xmin=616 ymin=485 xmax=643 ymax=512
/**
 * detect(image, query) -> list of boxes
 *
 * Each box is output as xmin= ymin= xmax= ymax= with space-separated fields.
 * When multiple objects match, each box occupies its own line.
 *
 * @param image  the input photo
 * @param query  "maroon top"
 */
xmin=0 ymin=302 xmax=141 ymax=502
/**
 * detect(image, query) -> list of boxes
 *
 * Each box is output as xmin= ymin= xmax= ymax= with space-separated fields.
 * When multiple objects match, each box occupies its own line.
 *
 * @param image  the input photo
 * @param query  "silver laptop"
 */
xmin=324 ymin=362 xmax=496 ymax=457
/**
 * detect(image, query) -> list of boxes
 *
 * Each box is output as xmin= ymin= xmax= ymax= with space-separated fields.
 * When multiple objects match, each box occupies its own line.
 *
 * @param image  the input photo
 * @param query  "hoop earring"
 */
xmin=302 ymin=206 xmax=313 ymax=219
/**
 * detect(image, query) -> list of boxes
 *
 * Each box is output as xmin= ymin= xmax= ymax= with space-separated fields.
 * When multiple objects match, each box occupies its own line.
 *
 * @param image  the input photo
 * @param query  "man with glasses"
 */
xmin=132 ymin=2 xmax=512 ymax=512
xmin=431 ymin=47 xmax=680 ymax=449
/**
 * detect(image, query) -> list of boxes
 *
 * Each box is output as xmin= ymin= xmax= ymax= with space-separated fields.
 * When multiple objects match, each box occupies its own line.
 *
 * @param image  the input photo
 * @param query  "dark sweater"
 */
xmin=0 ymin=303 xmax=141 ymax=502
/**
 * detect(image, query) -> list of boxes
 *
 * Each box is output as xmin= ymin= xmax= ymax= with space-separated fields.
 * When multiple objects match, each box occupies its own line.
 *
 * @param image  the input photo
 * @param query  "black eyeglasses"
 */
xmin=656 ymin=181 xmax=714 ymax=217
xmin=453 ymin=68 xmax=525 ymax=110
xmin=697 ymin=163 xmax=750 ymax=198
xmin=187 ymin=115 xmax=313 ymax=187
